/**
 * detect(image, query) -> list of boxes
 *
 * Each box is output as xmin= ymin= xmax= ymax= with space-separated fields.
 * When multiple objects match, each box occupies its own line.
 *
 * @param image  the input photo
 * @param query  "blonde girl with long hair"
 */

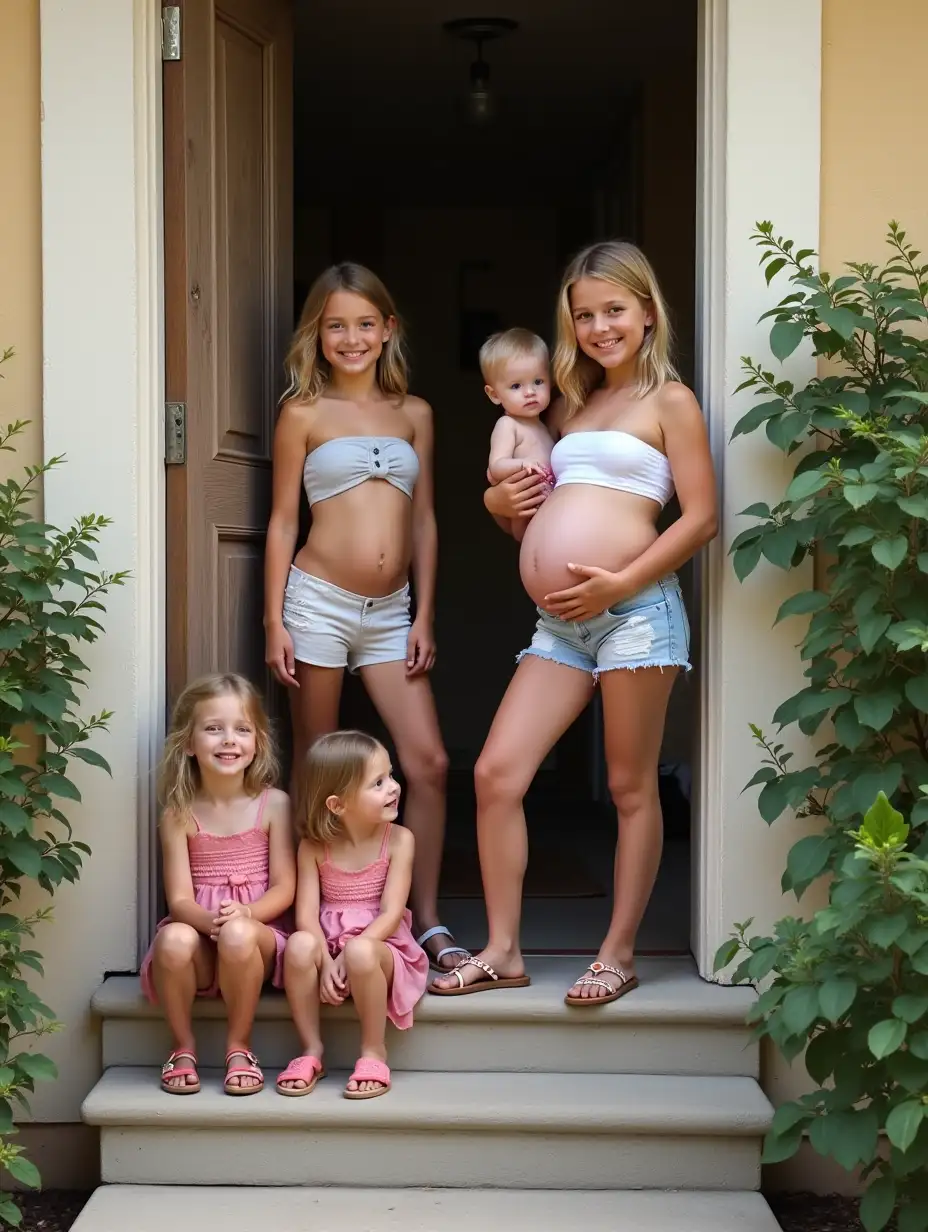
xmin=277 ymin=731 xmax=428 ymax=1100
xmin=264 ymin=262 xmax=465 ymax=976
xmin=433 ymin=241 xmax=718 ymax=1003
xmin=140 ymin=674 xmax=295 ymax=1096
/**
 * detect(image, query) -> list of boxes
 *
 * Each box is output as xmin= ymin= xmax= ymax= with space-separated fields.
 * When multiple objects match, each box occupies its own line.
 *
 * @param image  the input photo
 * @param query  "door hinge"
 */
xmin=161 ymin=6 xmax=181 ymax=61
xmin=165 ymin=402 xmax=187 ymax=465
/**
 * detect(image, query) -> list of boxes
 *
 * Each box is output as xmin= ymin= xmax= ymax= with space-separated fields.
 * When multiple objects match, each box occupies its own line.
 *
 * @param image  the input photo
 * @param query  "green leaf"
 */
xmin=15 ymin=1053 xmax=57 ymax=1082
xmin=713 ymin=938 xmax=740 ymax=974
xmin=4 ymin=1156 xmax=40 ymax=1189
xmin=817 ymin=304 xmax=859 ymax=339
xmin=887 ymin=1101 xmax=926 ymax=1153
xmin=863 ymin=792 xmax=908 ymax=845
xmin=869 ymin=1017 xmax=907 ymax=1058
xmin=730 ymin=399 xmax=785 ymax=441
xmin=893 ymin=995 xmax=928 ymax=1025
xmin=0 ymin=1197 xmax=22 ymax=1228
xmin=905 ymin=676 xmax=928 ymax=714
xmin=68 ymin=747 xmax=112 ymax=775
xmin=845 ymin=482 xmax=881 ymax=509
xmin=818 ymin=978 xmax=857 ymax=1024
xmin=786 ymin=834 xmax=834 ymax=892
xmin=770 ymin=320 xmax=805 ymax=361
xmin=855 ymin=694 xmax=897 ymax=732
xmin=840 ymin=525 xmax=877 ymax=547
xmin=899 ymin=494 xmax=928 ymax=519
xmin=782 ymin=984 xmax=820 ymax=1035
xmin=775 ymin=591 xmax=830 ymax=623
xmin=764 ymin=257 xmax=788 ymax=285
xmin=0 ymin=840 xmax=42 ymax=878
xmin=761 ymin=1122 xmax=804 ymax=1164
xmin=873 ymin=536 xmax=909 ymax=571
xmin=858 ymin=613 xmax=892 ymax=654
xmin=867 ymin=914 xmax=909 ymax=949
xmin=834 ymin=706 xmax=866 ymax=752
xmin=860 ymin=1173 xmax=896 ymax=1232
xmin=0 ymin=801 xmax=30 ymax=836
xmin=908 ymin=1031 xmax=928 ymax=1060
xmin=786 ymin=469 xmax=830 ymax=501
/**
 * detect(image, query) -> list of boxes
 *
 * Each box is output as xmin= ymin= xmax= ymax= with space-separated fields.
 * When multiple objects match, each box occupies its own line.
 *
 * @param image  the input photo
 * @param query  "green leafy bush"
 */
xmin=718 ymin=224 xmax=928 ymax=1231
xmin=718 ymin=793 xmax=928 ymax=1232
xmin=0 ymin=350 xmax=126 ymax=1226
xmin=730 ymin=221 xmax=928 ymax=891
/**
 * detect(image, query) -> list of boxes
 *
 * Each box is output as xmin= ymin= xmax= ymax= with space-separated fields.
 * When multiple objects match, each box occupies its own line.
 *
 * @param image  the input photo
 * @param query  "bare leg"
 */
xmin=360 ymin=663 xmax=453 ymax=968
xmin=289 ymin=661 xmax=344 ymax=796
xmin=216 ymin=917 xmax=277 ymax=1088
xmin=343 ymin=936 xmax=394 ymax=1094
xmin=151 ymin=923 xmax=215 ymax=1089
xmin=279 ymin=931 xmax=324 ymax=1090
xmin=566 ymin=665 xmax=678 ymax=1000
xmin=431 ymin=656 xmax=593 ymax=991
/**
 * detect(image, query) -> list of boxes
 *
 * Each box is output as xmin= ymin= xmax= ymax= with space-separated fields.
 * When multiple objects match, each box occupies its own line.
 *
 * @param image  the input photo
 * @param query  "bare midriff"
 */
xmin=519 ymin=484 xmax=661 ymax=608
xmin=293 ymin=481 xmax=413 ymax=597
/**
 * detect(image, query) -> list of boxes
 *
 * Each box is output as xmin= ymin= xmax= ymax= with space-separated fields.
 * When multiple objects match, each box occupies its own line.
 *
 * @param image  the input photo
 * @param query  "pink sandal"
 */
xmin=160 ymin=1049 xmax=200 ymax=1095
xmin=224 ymin=1049 xmax=264 ymax=1096
xmin=276 ymin=1054 xmax=325 ymax=1097
xmin=344 ymin=1057 xmax=391 ymax=1100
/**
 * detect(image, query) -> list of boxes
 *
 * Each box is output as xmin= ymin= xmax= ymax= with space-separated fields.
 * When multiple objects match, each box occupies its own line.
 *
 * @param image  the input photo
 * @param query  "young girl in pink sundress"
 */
xmin=140 ymin=674 xmax=295 ymax=1097
xmin=277 ymin=731 xmax=428 ymax=1100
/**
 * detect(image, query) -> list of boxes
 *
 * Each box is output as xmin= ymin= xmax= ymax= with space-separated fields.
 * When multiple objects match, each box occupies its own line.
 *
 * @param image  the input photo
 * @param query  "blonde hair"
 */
xmin=158 ymin=674 xmax=278 ymax=820
xmin=298 ymin=730 xmax=386 ymax=845
xmin=282 ymin=263 xmax=409 ymax=405
xmin=479 ymin=328 xmax=549 ymax=385
xmin=553 ymin=240 xmax=678 ymax=417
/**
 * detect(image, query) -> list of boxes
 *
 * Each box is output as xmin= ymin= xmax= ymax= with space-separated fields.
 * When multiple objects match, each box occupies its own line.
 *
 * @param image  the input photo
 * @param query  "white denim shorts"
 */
xmin=282 ymin=566 xmax=411 ymax=672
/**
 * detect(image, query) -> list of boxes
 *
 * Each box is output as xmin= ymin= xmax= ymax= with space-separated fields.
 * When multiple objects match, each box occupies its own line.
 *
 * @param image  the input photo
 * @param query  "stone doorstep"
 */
xmin=71 ymin=1185 xmax=783 ymax=1232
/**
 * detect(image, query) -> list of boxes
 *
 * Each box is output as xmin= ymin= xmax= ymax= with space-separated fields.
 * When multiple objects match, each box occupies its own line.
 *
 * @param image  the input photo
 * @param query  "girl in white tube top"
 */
xmin=264 ymin=263 xmax=465 ymax=976
xmin=432 ymin=241 xmax=718 ymax=1004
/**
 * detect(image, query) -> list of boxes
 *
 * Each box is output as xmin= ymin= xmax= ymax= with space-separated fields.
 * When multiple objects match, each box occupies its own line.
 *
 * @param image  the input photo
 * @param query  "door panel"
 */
xmin=164 ymin=0 xmax=293 ymax=709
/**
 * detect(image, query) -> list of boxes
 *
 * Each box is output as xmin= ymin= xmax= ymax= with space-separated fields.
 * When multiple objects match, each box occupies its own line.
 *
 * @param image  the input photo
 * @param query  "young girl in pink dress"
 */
xmin=277 ymin=731 xmax=428 ymax=1100
xmin=140 ymin=674 xmax=295 ymax=1096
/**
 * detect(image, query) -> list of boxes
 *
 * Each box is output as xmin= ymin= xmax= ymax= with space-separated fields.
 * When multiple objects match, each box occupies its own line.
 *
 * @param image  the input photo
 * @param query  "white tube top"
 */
xmin=551 ymin=430 xmax=674 ymax=508
xmin=302 ymin=436 xmax=419 ymax=507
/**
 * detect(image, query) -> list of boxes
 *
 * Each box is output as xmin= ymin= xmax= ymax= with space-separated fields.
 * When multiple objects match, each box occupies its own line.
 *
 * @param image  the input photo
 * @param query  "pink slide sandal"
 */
xmin=344 ymin=1057 xmax=391 ymax=1100
xmin=276 ymin=1054 xmax=325 ymax=1096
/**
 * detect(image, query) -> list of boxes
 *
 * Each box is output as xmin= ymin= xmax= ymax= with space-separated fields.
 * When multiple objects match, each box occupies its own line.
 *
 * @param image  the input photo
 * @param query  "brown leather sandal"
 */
xmin=564 ymin=961 xmax=639 ymax=1007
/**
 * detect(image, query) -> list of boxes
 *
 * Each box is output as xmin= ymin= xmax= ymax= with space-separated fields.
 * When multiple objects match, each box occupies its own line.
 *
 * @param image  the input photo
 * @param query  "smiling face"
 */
xmin=329 ymin=745 xmax=400 ymax=828
xmin=485 ymin=354 xmax=552 ymax=420
xmin=318 ymin=289 xmax=393 ymax=380
xmin=187 ymin=691 xmax=257 ymax=781
xmin=569 ymin=276 xmax=654 ymax=375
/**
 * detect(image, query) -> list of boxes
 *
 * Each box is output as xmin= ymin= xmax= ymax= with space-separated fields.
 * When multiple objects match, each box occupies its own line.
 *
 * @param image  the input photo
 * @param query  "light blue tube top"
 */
xmin=302 ymin=436 xmax=419 ymax=507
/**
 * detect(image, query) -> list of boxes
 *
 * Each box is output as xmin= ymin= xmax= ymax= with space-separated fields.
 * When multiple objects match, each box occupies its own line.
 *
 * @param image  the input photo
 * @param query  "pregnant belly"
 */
xmin=518 ymin=486 xmax=660 ymax=607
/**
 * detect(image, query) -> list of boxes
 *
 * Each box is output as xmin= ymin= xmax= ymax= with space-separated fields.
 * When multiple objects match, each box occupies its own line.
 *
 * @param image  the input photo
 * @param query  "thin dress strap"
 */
xmin=252 ymin=788 xmax=270 ymax=830
xmin=378 ymin=822 xmax=392 ymax=861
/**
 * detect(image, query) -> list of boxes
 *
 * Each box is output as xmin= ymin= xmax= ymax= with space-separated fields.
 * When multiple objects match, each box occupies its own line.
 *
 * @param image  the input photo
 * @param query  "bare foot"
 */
xmin=225 ymin=1047 xmax=263 ymax=1090
xmin=430 ymin=947 xmax=524 ymax=992
xmin=566 ymin=953 xmax=637 ymax=1001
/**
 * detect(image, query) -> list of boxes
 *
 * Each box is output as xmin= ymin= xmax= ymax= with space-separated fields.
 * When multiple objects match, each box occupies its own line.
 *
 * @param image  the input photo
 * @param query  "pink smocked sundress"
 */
xmin=140 ymin=790 xmax=289 ymax=1003
xmin=319 ymin=823 xmax=428 ymax=1030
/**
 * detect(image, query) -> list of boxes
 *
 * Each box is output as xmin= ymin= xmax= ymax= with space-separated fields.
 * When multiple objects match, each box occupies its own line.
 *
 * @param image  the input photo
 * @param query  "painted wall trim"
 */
xmin=693 ymin=0 xmax=822 ymax=977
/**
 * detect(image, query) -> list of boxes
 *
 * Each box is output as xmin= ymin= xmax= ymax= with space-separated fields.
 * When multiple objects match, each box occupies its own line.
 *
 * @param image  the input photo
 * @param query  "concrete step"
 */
xmin=93 ymin=956 xmax=758 ymax=1077
xmin=71 ymin=1185 xmax=783 ymax=1231
xmin=82 ymin=1066 xmax=773 ymax=1189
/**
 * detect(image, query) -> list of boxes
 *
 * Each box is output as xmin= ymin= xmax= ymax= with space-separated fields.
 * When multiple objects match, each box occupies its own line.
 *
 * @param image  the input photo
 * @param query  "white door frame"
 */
xmin=39 ymin=0 xmax=822 ymax=975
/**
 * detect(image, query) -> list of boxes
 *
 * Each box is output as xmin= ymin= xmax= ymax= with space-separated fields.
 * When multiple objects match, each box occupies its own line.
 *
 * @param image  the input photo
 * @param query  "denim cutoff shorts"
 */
xmin=518 ymin=573 xmax=691 ymax=680
xmin=282 ymin=565 xmax=411 ymax=672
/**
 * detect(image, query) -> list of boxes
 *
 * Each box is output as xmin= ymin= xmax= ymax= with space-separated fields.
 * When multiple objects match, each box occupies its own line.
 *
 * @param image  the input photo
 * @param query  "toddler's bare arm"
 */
xmin=487 ymin=418 xmax=523 ymax=484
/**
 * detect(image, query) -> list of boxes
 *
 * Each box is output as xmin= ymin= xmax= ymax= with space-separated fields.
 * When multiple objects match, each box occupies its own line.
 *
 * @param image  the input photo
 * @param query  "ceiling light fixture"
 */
xmin=443 ymin=17 xmax=518 ymax=125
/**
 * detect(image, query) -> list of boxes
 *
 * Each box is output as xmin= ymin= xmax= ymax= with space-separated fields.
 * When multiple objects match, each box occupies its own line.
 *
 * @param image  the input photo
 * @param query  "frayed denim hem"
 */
xmin=515 ymin=647 xmax=692 ymax=683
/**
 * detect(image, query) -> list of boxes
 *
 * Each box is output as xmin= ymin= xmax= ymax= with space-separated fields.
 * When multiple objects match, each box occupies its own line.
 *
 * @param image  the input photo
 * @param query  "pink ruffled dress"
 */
xmin=319 ymin=823 xmax=428 ymax=1029
xmin=140 ymin=790 xmax=289 ymax=1003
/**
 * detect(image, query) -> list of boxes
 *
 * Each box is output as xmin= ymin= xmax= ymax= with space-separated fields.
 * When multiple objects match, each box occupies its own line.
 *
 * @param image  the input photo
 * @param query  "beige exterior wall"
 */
xmin=765 ymin=0 xmax=928 ymax=1194
xmin=0 ymin=0 xmax=42 ymax=471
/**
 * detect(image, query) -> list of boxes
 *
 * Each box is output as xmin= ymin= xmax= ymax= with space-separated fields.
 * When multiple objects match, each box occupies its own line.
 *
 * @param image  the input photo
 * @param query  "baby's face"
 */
xmin=485 ymin=356 xmax=551 ymax=420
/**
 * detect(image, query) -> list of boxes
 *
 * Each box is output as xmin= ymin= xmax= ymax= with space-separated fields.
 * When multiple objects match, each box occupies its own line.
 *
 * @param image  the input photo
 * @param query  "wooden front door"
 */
xmin=164 ymin=0 xmax=293 ymax=709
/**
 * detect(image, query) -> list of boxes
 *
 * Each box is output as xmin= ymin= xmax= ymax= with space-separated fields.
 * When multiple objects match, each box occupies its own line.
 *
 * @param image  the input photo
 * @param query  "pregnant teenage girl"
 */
xmin=432 ymin=240 xmax=717 ymax=1004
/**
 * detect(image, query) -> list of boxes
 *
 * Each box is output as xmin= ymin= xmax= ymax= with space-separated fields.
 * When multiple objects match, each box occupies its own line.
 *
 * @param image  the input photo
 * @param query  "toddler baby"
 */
xmin=482 ymin=328 xmax=555 ymax=542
